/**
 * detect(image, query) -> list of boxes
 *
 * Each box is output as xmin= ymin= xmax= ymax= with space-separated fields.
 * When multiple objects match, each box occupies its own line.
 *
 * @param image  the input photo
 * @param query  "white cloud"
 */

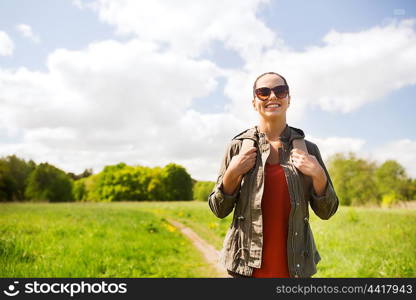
xmin=370 ymin=139 xmax=416 ymax=178
xmin=72 ymin=0 xmax=84 ymax=9
xmin=0 ymin=38 xmax=243 ymax=179
xmin=1 ymin=1 xmax=416 ymax=182
xmin=223 ymin=18 xmax=416 ymax=123
xmin=87 ymin=0 xmax=280 ymax=59
xmin=0 ymin=31 xmax=14 ymax=56
xmin=306 ymin=136 xmax=416 ymax=178
xmin=16 ymin=24 xmax=40 ymax=43
xmin=307 ymin=136 xmax=366 ymax=161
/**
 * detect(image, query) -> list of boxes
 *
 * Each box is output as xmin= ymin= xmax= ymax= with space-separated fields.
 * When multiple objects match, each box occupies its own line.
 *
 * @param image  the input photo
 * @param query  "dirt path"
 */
xmin=166 ymin=218 xmax=229 ymax=278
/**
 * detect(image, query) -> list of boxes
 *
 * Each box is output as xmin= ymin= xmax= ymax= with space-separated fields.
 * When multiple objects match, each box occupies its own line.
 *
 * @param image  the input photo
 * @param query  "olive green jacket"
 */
xmin=208 ymin=125 xmax=339 ymax=277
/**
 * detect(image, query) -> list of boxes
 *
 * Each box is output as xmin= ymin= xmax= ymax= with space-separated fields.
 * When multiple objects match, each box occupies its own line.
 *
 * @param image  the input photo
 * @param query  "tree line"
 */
xmin=0 ymin=153 xmax=415 ymax=206
xmin=328 ymin=153 xmax=416 ymax=207
xmin=0 ymin=155 xmax=196 ymax=202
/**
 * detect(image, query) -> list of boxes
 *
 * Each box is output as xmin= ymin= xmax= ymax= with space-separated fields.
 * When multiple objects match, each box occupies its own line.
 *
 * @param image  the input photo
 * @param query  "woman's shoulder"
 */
xmin=231 ymin=126 xmax=257 ymax=141
xmin=288 ymin=125 xmax=319 ymax=153
xmin=304 ymin=139 xmax=321 ymax=156
xmin=220 ymin=127 xmax=256 ymax=156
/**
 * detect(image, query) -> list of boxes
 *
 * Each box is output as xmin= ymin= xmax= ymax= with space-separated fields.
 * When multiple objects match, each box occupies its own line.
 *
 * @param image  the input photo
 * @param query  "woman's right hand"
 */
xmin=222 ymin=147 xmax=257 ymax=195
xmin=227 ymin=146 xmax=257 ymax=176
xmin=221 ymin=146 xmax=257 ymax=195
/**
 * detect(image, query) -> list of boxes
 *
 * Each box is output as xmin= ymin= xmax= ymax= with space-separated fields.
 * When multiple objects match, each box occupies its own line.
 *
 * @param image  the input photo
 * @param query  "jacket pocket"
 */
xmin=232 ymin=216 xmax=249 ymax=261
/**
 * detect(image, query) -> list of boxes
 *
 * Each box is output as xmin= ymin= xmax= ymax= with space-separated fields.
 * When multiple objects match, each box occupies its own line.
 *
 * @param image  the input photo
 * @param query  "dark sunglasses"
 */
xmin=255 ymin=85 xmax=289 ymax=101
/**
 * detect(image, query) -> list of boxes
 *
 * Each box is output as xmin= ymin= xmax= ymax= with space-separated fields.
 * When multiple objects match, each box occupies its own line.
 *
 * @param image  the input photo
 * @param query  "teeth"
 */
xmin=267 ymin=104 xmax=280 ymax=108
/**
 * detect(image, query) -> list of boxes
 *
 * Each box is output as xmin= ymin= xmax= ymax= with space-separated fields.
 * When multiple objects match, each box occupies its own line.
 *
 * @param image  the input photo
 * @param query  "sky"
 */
xmin=0 ymin=0 xmax=415 ymax=181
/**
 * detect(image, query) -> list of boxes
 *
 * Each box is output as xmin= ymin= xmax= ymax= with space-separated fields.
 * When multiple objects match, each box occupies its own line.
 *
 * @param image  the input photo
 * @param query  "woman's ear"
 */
xmin=252 ymin=98 xmax=257 ymax=111
xmin=288 ymin=95 xmax=291 ymax=106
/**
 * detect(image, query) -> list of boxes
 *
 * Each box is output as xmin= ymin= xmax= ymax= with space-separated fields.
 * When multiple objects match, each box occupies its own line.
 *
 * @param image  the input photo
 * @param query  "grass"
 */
xmin=0 ymin=202 xmax=220 ymax=278
xmin=1 ymin=201 xmax=415 ymax=277
xmin=310 ymin=206 xmax=416 ymax=277
xmin=137 ymin=201 xmax=416 ymax=277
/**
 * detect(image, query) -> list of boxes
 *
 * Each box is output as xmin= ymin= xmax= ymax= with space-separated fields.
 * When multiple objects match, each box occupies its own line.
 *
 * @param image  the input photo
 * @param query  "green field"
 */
xmin=0 ymin=202 xmax=220 ymax=277
xmin=1 ymin=202 xmax=415 ymax=277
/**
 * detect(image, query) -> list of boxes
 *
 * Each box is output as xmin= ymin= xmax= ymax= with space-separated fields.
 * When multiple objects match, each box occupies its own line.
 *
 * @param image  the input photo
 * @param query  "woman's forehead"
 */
xmin=256 ymin=74 xmax=285 ymax=88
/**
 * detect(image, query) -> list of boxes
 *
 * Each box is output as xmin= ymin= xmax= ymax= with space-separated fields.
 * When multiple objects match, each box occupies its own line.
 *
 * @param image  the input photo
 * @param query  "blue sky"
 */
xmin=0 ymin=0 xmax=415 ymax=180
xmin=264 ymin=0 xmax=416 ymax=145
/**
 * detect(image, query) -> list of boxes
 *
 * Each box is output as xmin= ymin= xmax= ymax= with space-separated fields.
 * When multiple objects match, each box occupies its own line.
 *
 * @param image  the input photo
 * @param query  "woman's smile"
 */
xmin=264 ymin=102 xmax=282 ymax=111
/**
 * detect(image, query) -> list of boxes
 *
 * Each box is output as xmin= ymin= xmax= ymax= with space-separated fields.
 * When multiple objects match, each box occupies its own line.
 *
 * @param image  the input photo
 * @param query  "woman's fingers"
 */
xmin=291 ymin=152 xmax=306 ymax=159
xmin=291 ymin=148 xmax=306 ymax=156
xmin=242 ymin=146 xmax=257 ymax=155
xmin=244 ymin=158 xmax=256 ymax=171
xmin=243 ymin=148 xmax=257 ymax=159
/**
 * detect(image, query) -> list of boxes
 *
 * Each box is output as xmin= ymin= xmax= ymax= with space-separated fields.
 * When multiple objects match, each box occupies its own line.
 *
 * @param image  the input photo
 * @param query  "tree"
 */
xmin=0 ymin=161 xmax=15 ymax=201
xmin=146 ymin=167 xmax=164 ymax=200
xmin=328 ymin=153 xmax=379 ymax=206
xmin=25 ymin=163 xmax=73 ymax=202
xmin=67 ymin=168 xmax=93 ymax=180
xmin=401 ymin=178 xmax=416 ymax=201
xmin=72 ymin=178 xmax=87 ymax=201
xmin=95 ymin=163 xmax=129 ymax=201
xmin=82 ymin=174 xmax=101 ymax=202
xmin=375 ymin=160 xmax=408 ymax=202
xmin=0 ymin=155 xmax=36 ymax=201
xmin=93 ymin=163 xmax=154 ymax=201
xmin=161 ymin=163 xmax=193 ymax=201
xmin=193 ymin=181 xmax=215 ymax=201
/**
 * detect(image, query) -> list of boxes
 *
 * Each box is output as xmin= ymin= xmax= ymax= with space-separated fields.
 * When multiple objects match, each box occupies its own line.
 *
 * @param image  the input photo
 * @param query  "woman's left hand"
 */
xmin=291 ymin=149 xmax=328 ymax=196
xmin=290 ymin=149 xmax=325 ymax=179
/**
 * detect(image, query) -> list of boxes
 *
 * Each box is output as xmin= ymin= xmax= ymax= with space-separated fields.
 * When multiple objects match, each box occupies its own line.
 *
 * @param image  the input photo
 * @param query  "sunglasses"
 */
xmin=255 ymin=85 xmax=289 ymax=101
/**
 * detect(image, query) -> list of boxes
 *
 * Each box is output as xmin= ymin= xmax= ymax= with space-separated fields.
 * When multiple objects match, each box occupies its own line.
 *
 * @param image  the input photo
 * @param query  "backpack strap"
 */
xmin=240 ymin=139 xmax=255 ymax=154
xmin=292 ymin=138 xmax=308 ymax=154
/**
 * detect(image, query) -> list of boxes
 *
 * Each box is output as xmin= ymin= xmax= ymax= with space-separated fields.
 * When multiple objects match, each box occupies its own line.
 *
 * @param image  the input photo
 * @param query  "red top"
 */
xmin=252 ymin=163 xmax=291 ymax=278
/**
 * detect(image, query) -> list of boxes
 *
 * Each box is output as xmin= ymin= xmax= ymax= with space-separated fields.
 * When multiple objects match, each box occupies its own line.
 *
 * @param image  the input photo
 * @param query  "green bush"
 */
xmin=88 ymin=163 xmax=193 ymax=202
xmin=376 ymin=160 xmax=408 ymax=201
xmin=25 ymin=163 xmax=73 ymax=202
xmin=0 ymin=155 xmax=36 ymax=201
xmin=160 ymin=163 xmax=193 ymax=201
xmin=328 ymin=153 xmax=379 ymax=206
xmin=381 ymin=192 xmax=399 ymax=208
xmin=72 ymin=178 xmax=87 ymax=201
xmin=193 ymin=181 xmax=215 ymax=201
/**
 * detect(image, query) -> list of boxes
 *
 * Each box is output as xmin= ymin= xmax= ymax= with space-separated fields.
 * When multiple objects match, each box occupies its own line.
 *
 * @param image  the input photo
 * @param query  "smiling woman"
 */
xmin=208 ymin=72 xmax=339 ymax=278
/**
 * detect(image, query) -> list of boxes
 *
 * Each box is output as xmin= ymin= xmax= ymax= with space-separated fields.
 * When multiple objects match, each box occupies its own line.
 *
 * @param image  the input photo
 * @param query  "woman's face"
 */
xmin=252 ymin=74 xmax=290 ymax=120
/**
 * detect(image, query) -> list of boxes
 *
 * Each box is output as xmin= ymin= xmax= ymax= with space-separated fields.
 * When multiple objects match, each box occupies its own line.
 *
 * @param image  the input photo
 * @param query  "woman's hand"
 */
xmin=290 ymin=149 xmax=323 ymax=178
xmin=290 ymin=149 xmax=327 ymax=196
xmin=221 ymin=147 xmax=257 ymax=195
xmin=228 ymin=146 xmax=257 ymax=177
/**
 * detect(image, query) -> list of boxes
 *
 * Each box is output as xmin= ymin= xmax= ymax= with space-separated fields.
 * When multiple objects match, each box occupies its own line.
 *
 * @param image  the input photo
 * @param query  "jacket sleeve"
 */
xmin=208 ymin=140 xmax=241 ymax=219
xmin=308 ymin=142 xmax=339 ymax=220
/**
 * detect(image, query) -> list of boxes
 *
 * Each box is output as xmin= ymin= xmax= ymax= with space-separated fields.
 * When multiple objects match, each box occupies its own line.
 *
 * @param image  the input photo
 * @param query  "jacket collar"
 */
xmin=233 ymin=124 xmax=305 ymax=145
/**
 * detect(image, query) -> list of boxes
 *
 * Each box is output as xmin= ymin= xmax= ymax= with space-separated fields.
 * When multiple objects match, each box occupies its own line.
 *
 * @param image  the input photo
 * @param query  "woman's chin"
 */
xmin=261 ymin=110 xmax=286 ymax=119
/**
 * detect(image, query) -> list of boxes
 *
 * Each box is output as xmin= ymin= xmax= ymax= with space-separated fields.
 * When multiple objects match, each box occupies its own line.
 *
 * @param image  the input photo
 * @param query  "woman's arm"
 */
xmin=308 ymin=143 xmax=339 ymax=220
xmin=208 ymin=141 xmax=257 ymax=218
xmin=291 ymin=143 xmax=339 ymax=220
xmin=222 ymin=170 xmax=243 ymax=195
xmin=208 ymin=141 xmax=240 ymax=219
xmin=311 ymin=164 xmax=327 ymax=197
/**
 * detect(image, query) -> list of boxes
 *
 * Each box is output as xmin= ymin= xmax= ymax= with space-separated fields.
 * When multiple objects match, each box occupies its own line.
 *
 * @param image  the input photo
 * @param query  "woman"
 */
xmin=208 ymin=72 xmax=339 ymax=278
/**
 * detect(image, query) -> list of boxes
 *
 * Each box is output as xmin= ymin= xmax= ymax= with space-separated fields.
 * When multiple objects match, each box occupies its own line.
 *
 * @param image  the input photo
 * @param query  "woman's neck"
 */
xmin=258 ymin=116 xmax=287 ymax=142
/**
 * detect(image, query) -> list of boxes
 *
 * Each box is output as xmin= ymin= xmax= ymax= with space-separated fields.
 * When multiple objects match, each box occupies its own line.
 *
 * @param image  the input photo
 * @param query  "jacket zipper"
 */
xmin=281 ymin=144 xmax=298 ymax=277
xmin=235 ymin=136 xmax=259 ymax=263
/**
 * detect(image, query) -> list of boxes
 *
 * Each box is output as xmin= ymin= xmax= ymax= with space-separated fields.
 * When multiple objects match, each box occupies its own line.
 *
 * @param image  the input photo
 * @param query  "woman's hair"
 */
xmin=252 ymin=72 xmax=289 ymax=98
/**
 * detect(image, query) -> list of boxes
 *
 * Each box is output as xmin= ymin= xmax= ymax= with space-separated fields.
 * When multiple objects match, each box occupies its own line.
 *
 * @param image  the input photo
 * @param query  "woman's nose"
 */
xmin=269 ymin=91 xmax=278 ymax=100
